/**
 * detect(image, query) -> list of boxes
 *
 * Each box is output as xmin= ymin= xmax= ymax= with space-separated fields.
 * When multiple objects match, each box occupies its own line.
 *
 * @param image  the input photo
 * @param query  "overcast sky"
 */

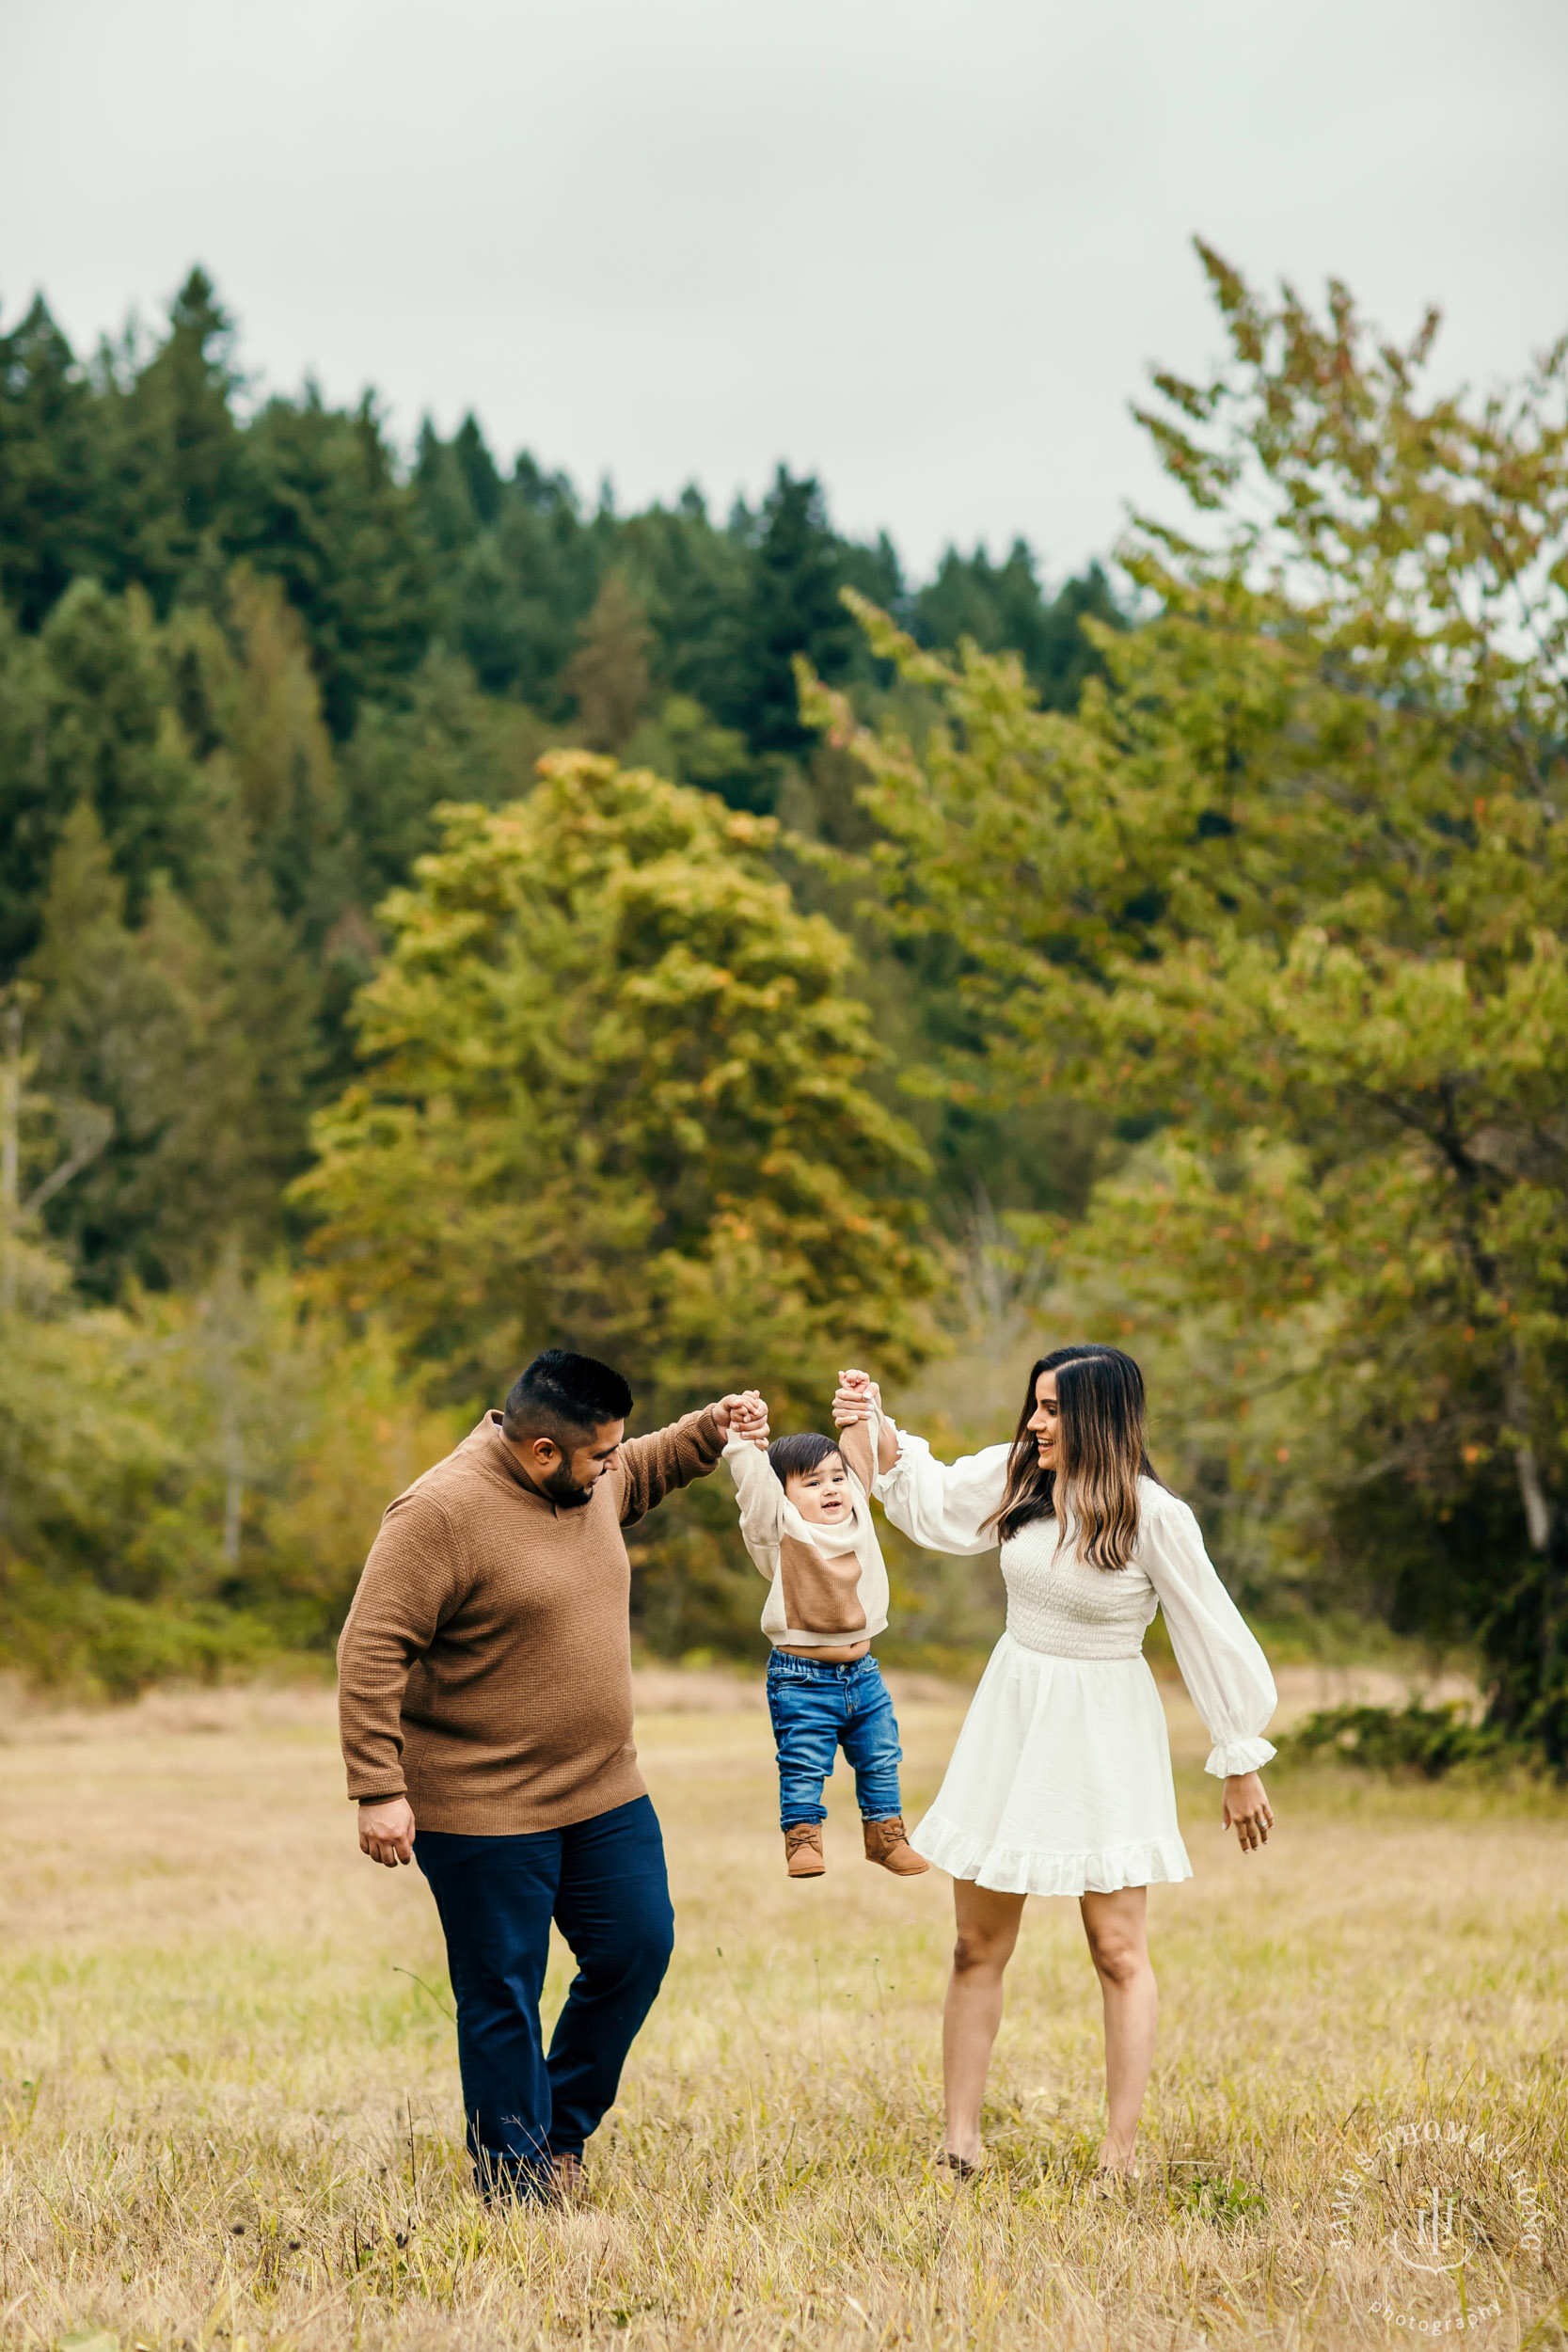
xmin=4 ymin=0 xmax=1566 ymax=581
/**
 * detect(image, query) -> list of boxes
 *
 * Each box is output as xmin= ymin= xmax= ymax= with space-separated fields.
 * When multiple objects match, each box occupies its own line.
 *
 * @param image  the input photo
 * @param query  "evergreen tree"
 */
xmin=0 ymin=602 xmax=66 ymax=969
xmin=0 ymin=296 xmax=106 ymax=629
xmin=409 ymin=421 xmax=606 ymax=706
xmin=912 ymin=542 xmax=1124 ymax=709
xmin=563 ymin=569 xmax=654 ymax=751
xmin=1029 ymin=562 xmax=1125 ymax=707
xmin=451 ymin=411 xmax=504 ymax=526
xmin=27 ymin=797 xmax=318 ymax=1294
xmin=472 ymin=463 xmax=608 ymax=705
xmin=730 ymin=467 xmax=855 ymax=758
xmin=103 ymin=266 xmax=256 ymax=612
xmin=412 ymin=411 xmax=503 ymax=548
xmin=161 ymin=567 xmax=349 ymax=940
xmin=837 ymin=528 xmax=905 ymax=623
xmin=0 ymin=580 xmax=211 ymax=968
xmin=341 ymin=650 xmax=550 ymax=907
xmin=245 ymin=390 xmax=436 ymax=736
xmin=615 ymin=489 xmax=758 ymax=795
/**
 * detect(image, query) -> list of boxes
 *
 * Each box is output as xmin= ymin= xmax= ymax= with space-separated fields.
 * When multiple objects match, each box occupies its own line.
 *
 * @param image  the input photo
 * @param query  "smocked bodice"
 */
xmin=1000 ymin=1516 xmax=1159 ymax=1660
xmin=873 ymin=1437 xmax=1277 ymax=1777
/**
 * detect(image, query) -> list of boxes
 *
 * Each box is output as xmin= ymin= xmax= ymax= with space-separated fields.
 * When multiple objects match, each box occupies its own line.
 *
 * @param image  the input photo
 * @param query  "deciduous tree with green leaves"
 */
xmin=297 ymin=750 xmax=939 ymax=1413
xmin=804 ymin=246 xmax=1568 ymax=1757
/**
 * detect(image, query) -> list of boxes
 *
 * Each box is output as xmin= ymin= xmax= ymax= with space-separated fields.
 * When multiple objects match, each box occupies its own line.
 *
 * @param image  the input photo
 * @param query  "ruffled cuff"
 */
xmin=1205 ymin=1734 xmax=1276 ymax=1779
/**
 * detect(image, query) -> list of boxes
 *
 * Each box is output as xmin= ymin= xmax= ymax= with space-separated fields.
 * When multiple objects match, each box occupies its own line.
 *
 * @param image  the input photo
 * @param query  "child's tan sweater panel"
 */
xmin=779 ymin=1534 xmax=868 ymax=1637
xmin=337 ymin=1406 xmax=723 ymax=1833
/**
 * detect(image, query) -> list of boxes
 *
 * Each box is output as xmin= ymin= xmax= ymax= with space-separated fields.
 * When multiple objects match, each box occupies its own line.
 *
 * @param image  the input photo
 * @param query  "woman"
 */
xmin=833 ymin=1347 xmax=1276 ymax=2183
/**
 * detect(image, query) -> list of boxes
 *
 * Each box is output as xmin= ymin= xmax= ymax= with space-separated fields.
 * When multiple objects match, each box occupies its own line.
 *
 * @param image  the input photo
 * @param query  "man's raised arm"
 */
xmin=338 ymin=1491 xmax=461 ymax=1863
xmin=616 ymin=1396 xmax=745 ymax=1525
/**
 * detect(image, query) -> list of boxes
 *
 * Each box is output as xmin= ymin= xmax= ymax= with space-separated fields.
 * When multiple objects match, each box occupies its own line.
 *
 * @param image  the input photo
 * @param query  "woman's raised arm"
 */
xmin=875 ymin=1431 xmax=1012 ymax=1553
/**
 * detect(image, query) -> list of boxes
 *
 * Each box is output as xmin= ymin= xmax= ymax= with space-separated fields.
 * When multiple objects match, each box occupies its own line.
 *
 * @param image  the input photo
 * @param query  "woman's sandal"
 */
xmin=935 ymin=2149 xmax=984 ymax=2186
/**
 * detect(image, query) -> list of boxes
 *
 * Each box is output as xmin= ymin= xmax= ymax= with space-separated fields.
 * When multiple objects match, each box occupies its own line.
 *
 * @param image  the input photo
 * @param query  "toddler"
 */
xmin=726 ymin=1379 xmax=927 ymax=1880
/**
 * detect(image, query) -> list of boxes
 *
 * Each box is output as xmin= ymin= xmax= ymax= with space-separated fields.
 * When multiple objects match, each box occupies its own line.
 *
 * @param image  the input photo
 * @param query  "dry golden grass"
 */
xmin=1 ymin=1671 xmax=1564 ymax=2351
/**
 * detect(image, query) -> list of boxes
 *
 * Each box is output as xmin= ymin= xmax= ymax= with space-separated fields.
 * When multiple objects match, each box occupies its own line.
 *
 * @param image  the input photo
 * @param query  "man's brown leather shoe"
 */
xmin=863 ymin=1816 xmax=929 ymax=1875
xmin=784 ymin=1822 xmax=826 ymax=1877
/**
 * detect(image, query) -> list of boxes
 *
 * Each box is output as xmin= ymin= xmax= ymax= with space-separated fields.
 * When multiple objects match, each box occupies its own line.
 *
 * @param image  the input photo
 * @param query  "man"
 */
xmin=339 ymin=1348 xmax=747 ymax=2202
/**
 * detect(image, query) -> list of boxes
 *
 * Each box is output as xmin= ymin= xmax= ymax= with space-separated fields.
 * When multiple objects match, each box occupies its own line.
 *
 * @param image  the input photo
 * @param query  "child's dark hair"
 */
xmin=768 ymin=1432 xmax=844 ymax=1486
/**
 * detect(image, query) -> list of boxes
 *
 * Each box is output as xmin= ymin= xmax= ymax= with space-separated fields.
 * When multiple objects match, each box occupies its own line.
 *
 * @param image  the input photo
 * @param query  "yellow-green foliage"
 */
xmin=0 ymin=1241 xmax=463 ymax=1693
xmin=297 ymin=749 xmax=942 ymax=1422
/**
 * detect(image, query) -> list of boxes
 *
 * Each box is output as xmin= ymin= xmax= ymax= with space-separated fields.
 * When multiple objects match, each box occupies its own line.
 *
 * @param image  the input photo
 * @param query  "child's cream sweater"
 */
xmin=724 ymin=1412 xmax=890 ymax=1650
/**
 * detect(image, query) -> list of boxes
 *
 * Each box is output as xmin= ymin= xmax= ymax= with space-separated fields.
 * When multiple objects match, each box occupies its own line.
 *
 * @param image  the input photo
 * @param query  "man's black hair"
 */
xmin=502 ymin=1350 xmax=633 ymax=1446
xmin=768 ymin=1432 xmax=844 ymax=1486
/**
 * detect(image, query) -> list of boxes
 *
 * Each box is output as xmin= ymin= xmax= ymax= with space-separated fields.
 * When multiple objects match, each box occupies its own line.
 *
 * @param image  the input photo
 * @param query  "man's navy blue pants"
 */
xmin=416 ymin=1794 xmax=674 ymax=2201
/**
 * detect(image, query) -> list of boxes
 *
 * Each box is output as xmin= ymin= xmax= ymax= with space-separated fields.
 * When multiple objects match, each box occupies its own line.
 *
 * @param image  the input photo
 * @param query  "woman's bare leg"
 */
xmin=942 ymin=1881 xmax=1026 ymax=2162
xmin=1079 ymin=1886 xmax=1156 ymax=2171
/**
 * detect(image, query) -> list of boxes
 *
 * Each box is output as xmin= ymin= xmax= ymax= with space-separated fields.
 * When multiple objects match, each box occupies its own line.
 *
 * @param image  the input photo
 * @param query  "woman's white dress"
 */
xmin=874 ymin=1431 xmax=1277 ymax=1899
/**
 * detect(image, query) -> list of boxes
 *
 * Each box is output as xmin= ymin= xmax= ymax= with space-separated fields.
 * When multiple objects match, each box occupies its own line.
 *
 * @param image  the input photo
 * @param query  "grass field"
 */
xmin=1 ymin=1671 xmax=1564 ymax=2352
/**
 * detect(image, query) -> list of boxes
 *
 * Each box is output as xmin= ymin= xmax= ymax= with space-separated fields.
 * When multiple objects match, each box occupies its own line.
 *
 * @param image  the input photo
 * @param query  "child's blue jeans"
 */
xmin=766 ymin=1649 xmax=905 ymax=1829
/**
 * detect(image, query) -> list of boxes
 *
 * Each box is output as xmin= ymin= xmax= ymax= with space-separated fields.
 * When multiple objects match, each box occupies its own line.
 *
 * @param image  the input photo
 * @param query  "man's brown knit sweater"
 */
xmin=338 ymin=1406 xmax=724 ymax=1834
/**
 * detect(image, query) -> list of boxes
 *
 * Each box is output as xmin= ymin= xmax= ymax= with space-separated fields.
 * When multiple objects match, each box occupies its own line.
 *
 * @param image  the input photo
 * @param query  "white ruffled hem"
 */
xmin=911 ymin=1808 xmax=1194 ymax=1899
xmin=1206 ymin=1736 xmax=1277 ymax=1779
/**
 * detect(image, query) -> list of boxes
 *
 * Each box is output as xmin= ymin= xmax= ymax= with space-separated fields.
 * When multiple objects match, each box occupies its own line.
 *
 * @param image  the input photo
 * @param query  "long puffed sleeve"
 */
xmin=1138 ymin=1486 xmax=1277 ymax=1778
xmin=872 ymin=1423 xmax=1012 ymax=1555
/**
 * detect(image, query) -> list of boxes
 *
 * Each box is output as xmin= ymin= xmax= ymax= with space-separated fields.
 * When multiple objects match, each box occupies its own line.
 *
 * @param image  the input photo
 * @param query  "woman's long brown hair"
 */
xmin=987 ymin=1345 xmax=1157 ymax=1569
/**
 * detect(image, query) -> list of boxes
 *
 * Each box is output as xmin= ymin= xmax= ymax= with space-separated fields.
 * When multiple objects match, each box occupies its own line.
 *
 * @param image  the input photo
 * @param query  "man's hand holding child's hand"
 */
xmin=728 ymin=1390 xmax=770 ymax=1449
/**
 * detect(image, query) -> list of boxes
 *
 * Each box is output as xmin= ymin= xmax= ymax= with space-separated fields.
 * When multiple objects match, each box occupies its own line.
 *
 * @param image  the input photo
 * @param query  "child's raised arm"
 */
xmin=724 ymin=1395 xmax=784 ymax=1569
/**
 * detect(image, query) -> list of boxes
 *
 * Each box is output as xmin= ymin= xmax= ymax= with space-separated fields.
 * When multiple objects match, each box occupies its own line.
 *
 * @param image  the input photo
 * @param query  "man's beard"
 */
xmin=539 ymin=1460 xmax=596 ymax=1509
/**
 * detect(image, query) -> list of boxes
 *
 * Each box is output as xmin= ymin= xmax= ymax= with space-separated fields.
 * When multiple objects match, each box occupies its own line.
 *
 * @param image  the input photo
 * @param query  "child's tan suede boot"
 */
xmin=784 ymin=1822 xmax=826 ymax=1877
xmin=863 ymin=1816 xmax=929 ymax=1875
